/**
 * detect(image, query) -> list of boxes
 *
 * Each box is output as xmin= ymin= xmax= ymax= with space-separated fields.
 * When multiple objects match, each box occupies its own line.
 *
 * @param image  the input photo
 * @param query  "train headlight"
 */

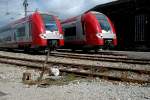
xmin=96 ymin=33 xmax=103 ymax=39
xmin=40 ymin=33 xmax=47 ymax=39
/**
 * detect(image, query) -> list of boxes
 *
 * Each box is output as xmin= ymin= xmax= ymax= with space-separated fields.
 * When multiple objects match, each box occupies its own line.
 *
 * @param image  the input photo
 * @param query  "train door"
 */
xmin=63 ymin=22 xmax=76 ymax=43
xmin=11 ymin=27 xmax=18 ymax=48
xmin=15 ymin=22 xmax=30 ymax=44
xmin=15 ymin=21 xmax=31 ymax=44
xmin=76 ymin=16 xmax=85 ymax=43
xmin=15 ymin=23 xmax=26 ymax=43
xmin=25 ymin=22 xmax=32 ymax=42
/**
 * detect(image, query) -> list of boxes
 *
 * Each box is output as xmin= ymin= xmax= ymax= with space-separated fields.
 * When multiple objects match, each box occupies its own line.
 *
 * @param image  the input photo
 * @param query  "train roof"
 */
xmin=0 ymin=12 xmax=58 ymax=30
xmin=61 ymin=11 xmax=105 ymax=24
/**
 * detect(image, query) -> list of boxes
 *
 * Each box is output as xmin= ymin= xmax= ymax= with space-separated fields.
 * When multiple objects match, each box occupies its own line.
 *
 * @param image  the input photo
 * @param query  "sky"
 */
xmin=0 ymin=0 xmax=117 ymax=27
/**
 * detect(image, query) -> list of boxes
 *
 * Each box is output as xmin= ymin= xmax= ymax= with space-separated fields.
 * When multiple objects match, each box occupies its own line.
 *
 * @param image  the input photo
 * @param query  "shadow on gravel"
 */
xmin=0 ymin=91 xmax=7 ymax=97
xmin=0 ymin=49 xmax=45 ymax=55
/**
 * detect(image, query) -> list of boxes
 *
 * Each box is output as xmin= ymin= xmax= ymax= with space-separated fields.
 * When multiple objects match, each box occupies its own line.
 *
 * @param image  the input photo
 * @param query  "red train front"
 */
xmin=61 ymin=11 xmax=117 ymax=51
xmin=0 ymin=12 xmax=64 ymax=51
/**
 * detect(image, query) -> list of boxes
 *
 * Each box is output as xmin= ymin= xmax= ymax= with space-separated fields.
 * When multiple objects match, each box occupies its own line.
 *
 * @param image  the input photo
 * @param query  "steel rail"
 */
xmin=49 ymin=53 xmax=150 ymax=65
xmin=0 ymin=54 xmax=149 ymax=74
xmin=0 ymin=55 xmax=149 ymax=84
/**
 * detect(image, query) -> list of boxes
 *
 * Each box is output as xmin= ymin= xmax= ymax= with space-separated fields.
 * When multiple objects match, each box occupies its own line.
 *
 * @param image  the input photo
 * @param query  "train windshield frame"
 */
xmin=95 ymin=14 xmax=112 ymax=32
xmin=41 ymin=14 xmax=58 ymax=31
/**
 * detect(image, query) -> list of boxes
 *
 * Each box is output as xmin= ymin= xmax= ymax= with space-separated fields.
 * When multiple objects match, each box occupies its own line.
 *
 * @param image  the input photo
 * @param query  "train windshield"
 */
xmin=95 ymin=14 xmax=112 ymax=32
xmin=41 ymin=14 xmax=58 ymax=31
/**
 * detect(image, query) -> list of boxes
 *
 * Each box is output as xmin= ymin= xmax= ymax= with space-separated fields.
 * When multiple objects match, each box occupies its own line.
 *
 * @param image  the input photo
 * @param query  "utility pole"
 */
xmin=23 ymin=0 xmax=28 ymax=17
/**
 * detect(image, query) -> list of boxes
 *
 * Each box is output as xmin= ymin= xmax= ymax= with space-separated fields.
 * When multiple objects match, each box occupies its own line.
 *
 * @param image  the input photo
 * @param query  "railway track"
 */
xmin=50 ymin=51 xmax=150 ymax=65
xmin=0 ymin=54 xmax=149 ymax=84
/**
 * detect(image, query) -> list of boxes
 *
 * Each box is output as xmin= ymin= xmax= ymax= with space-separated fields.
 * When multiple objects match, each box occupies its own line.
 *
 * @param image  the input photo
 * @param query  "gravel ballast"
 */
xmin=0 ymin=63 xmax=150 ymax=100
xmin=0 ymin=51 xmax=150 ymax=72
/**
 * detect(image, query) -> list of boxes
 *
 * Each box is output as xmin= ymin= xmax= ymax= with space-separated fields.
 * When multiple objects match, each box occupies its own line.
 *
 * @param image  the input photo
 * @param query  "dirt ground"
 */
xmin=0 ymin=63 xmax=150 ymax=100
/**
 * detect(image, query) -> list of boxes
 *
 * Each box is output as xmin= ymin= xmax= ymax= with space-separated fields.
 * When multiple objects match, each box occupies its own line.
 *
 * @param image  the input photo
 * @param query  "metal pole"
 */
xmin=38 ymin=47 xmax=51 ymax=81
xmin=23 ymin=0 xmax=28 ymax=17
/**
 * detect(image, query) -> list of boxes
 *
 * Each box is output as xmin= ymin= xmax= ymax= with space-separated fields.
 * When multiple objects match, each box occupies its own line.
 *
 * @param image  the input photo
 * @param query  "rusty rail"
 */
xmin=0 ymin=54 xmax=149 ymax=84
xmin=50 ymin=52 xmax=150 ymax=65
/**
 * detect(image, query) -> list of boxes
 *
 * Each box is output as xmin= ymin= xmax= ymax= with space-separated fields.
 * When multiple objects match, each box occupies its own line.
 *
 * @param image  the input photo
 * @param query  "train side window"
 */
xmin=17 ymin=27 xmax=25 ymax=37
xmin=64 ymin=27 xmax=76 ymax=36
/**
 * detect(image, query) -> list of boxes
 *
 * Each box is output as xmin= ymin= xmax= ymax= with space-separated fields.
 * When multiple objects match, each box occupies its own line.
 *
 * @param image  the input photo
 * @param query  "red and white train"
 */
xmin=0 ymin=12 xmax=64 ymax=51
xmin=61 ymin=11 xmax=117 ymax=51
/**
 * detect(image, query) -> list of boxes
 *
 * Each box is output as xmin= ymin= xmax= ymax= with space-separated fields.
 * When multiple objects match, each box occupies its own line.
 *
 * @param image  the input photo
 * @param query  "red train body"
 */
xmin=0 ymin=12 xmax=64 ymax=51
xmin=61 ymin=11 xmax=117 ymax=51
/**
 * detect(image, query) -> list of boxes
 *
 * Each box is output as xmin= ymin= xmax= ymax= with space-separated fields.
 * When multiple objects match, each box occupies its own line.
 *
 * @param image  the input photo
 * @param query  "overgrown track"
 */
xmin=50 ymin=52 xmax=150 ymax=65
xmin=0 ymin=54 xmax=149 ymax=84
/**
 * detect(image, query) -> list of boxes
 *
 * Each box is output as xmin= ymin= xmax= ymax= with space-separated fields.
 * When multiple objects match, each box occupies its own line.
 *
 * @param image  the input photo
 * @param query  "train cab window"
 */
xmin=64 ymin=27 xmax=76 ymax=36
xmin=41 ymin=14 xmax=58 ymax=31
xmin=45 ymin=23 xmax=58 ymax=31
xmin=95 ymin=14 xmax=112 ymax=32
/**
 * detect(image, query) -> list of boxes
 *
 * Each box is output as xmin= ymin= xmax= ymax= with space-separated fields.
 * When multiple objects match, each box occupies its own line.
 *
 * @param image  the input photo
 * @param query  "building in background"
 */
xmin=91 ymin=0 xmax=150 ymax=50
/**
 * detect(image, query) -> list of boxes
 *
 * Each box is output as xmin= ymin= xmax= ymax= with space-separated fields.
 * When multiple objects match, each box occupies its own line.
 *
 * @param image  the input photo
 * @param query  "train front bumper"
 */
xmin=40 ymin=31 xmax=63 ymax=40
xmin=96 ymin=32 xmax=116 ymax=39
